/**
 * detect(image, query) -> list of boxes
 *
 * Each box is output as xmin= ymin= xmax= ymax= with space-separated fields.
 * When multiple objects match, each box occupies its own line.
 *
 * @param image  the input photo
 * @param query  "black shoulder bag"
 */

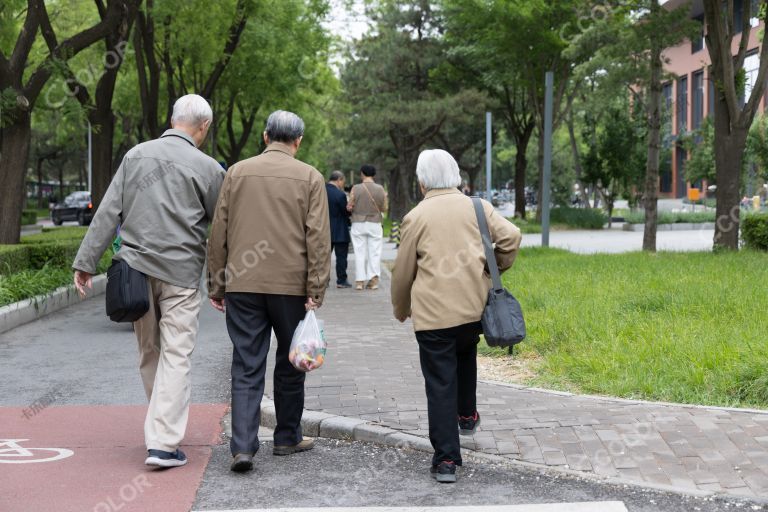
xmin=106 ymin=259 xmax=149 ymax=322
xmin=472 ymin=197 xmax=526 ymax=347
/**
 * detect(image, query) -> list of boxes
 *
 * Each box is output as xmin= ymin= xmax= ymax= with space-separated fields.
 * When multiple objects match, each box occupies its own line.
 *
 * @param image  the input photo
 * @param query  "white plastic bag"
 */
xmin=289 ymin=310 xmax=326 ymax=372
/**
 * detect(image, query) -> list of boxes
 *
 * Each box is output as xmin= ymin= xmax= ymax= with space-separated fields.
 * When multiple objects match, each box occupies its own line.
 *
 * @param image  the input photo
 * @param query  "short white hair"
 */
xmin=416 ymin=149 xmax=462 ymax=190
xmin=171 ymin=94 xmax=213 ymax=127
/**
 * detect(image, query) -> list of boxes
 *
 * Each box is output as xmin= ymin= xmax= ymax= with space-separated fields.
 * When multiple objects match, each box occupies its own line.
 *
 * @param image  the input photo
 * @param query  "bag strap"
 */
xmin=361 ymin=183 xmax=382 ymax=216
xmin=472 ymin=197 xmax=503 ymax=292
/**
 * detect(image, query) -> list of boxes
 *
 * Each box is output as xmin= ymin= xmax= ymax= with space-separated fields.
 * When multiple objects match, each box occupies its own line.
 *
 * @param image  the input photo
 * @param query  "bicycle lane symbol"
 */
xmin=0 ymin=439 xmax=74 ymax=464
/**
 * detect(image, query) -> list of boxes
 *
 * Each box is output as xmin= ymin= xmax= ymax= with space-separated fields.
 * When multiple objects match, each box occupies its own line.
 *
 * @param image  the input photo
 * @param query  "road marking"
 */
xmin=0 ymin=438 xmax=74 ymax=464
xmin=194 ymin=503 xmax=629 ymax=512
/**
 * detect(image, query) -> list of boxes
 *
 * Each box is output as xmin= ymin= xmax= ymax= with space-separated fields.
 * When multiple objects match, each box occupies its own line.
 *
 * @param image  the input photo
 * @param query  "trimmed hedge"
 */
xmin=21 ymin=227 xmax=88 ymax=243
xmin=550 ymin=206 xmax=608 ymax=230
xmin=21 ymin=210 xmax=37 ymax=226
xmin=0 ymin=245 xmax=31 ymax=276
xmin=742 ymin=214 xmax=768 ymax=251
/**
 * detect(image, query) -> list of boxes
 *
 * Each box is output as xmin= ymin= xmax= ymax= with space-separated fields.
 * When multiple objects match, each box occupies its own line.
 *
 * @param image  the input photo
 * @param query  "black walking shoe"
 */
xmin=458 ymin=411 xmax=481 ymax=435
xmin=230 ymin=453 xmax=254 ymax=472
xmin=430 ymin=460 xmax=457 ymax=483
xmin=273 ymin=438 xmax=315 ymax=456
xmin=145 ymin=449 xmax=187 ymax=468
xmin=337 ymin=281 xmax=352 ymax=288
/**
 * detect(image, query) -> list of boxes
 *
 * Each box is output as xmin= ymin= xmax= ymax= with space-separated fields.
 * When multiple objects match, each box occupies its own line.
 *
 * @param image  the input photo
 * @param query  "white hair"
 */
xmin=416 ymin=149 xmax=462 ymax=190
xmin=171 ymin=94 xmax=213 ymax=127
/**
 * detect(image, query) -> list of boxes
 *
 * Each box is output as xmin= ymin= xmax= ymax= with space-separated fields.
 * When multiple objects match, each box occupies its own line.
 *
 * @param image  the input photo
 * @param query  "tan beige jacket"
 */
xmin=391 ymin=189 xmax=522 ymax=331
xmin=349 ymin=181 xmax=388 ymax=223
xmin=207 ymin=143 xmax=331 ymax=304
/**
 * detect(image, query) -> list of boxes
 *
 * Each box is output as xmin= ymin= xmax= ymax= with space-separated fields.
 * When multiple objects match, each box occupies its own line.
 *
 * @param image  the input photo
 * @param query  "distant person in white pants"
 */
xmin=347 ymin=164 xmax=388 ymax=290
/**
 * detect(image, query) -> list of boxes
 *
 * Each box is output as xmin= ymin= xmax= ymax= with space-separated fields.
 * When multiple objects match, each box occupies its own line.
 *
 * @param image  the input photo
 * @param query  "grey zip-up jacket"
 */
xmin=73 ymin=129 xmax=225 ymax=289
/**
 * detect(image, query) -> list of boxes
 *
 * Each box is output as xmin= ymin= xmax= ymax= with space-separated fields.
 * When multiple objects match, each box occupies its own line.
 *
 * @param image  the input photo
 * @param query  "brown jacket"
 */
xmin=391 ymin=189 xmax=522 ymax=331
xmin=349 ymin=182 xmax=388 ymax=223
xmin=207 ymin=143 xmax=331 ymax=304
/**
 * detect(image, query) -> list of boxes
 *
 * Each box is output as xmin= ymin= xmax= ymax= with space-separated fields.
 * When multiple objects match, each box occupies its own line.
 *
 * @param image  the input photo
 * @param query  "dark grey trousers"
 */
xmin=225 ymin=292 xmax=307 ymax=455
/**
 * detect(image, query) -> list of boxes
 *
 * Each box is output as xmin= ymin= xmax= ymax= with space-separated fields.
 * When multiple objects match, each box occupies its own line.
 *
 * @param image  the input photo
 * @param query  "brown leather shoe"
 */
xmin=365 ymin=276 xmax=380 ymax=290
xmin=273 ymin=438 xmax=315 ymax=456
xmin=230 ymin=453 xmax=254 ymax=472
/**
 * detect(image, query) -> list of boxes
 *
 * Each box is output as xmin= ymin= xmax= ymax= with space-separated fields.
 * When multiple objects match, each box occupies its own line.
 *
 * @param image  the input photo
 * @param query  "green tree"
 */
xmin=704 ymin=0 xmax=768 ymax=249
xmin=341 ymin=0 xmax=485 ymax=220
xmin=0 ymin=0 xmax=131 ymax=244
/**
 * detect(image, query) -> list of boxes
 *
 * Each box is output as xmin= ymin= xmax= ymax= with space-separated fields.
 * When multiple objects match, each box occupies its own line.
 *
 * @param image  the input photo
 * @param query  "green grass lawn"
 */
xmin=482 ymin=247 xmax=768 ymax=409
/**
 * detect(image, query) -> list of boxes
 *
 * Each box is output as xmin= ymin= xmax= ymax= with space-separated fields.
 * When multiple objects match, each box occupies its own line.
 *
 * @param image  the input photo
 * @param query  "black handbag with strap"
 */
xmin=105 ymin=259 xmax=150 ymax=323
xmin=472 ymin=197 xmax=526 ymax=347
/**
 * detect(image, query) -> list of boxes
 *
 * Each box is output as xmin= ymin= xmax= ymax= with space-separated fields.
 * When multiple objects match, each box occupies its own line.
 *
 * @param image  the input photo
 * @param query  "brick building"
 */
xmin=661 ymin=0 xmax=764 ymax=198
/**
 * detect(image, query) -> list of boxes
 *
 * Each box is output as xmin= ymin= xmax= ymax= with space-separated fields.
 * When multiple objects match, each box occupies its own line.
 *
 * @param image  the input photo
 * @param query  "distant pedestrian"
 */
xmin=391 ymin=149 xmax=521 ymax=483
xmin=327 ymin=170 xmax=352 ymax=288
xmin=347 ymin=164 xmax=387 ymax=290
xmin=207 ymin=110 xmax=331 ymax=473
xmin=73 ymin=94 xmax=225 ymax=469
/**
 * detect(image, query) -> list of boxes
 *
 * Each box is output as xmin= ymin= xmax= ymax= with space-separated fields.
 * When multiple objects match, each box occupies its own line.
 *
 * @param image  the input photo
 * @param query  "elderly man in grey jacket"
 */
xmin=73 ymin=94 xmax=225 ymax=468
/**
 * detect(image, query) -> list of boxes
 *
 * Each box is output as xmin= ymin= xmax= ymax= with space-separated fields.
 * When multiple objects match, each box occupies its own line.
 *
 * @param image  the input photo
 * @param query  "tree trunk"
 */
xmin=643 ymin=1 xmax=662 ymax=253
xmin=0 ymin=113 xmax=32 ymax=244
xmin=90 ymin=108 xmax=116 ymax=204
xmin=713 ymin=88 xmax=747 ymax=249
xmin=514 ymin=132 xmax=531 ymax=219
xmin=566 ymin=113 xmax=591 ymax=207
xmin=389 ymin=153 xmax=413 ymax=222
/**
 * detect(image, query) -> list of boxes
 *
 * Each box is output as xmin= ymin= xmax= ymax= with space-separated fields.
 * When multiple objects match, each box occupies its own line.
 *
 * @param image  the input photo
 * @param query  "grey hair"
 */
xmin=416 ymin=149 xmax=462 ymax=190
xmin=265 ymin=110 xmax=305 ymax=143
xmin=171 ymin=94 xmax=213 ymax=127
xmin=329 ymin=170 xmax=345 ymax=182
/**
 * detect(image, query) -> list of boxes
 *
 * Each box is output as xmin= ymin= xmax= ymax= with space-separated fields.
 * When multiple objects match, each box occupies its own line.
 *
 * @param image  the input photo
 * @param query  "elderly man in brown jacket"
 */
xmin=391 ymin=149 xmax=521 ymax=483
xmin=207 ymin=110 xmax=331 ymax=473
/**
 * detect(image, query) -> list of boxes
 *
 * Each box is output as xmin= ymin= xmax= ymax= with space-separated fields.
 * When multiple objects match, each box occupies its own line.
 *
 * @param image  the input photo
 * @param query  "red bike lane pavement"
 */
xmin=1 ymin=403 xmax=227 ymax=512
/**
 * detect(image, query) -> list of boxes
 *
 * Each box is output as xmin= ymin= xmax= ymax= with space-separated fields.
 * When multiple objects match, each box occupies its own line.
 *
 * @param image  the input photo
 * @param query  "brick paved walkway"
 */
xmin=265 ymin=266 xmax=768 ymax=499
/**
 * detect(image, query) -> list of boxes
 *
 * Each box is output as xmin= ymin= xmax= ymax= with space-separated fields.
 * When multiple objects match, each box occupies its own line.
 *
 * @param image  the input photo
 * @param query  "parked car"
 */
xmin=51 ymin=191 xmax=93 ymax=226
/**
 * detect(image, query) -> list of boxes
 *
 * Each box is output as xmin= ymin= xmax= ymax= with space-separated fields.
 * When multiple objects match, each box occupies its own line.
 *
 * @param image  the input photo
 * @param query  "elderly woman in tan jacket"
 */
xmin=391 ymin=149 xmax=521 ymax=483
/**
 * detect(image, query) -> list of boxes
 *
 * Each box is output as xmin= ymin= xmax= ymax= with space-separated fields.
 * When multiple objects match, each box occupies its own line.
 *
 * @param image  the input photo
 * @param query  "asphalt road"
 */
xmin=194 ymin=437 xmax=762 ymax=512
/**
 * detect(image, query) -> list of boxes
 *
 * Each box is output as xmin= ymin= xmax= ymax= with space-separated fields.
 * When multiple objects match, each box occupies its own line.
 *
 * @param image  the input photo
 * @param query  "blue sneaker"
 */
xmin=145 ymin=449 xmax=187 ymax=468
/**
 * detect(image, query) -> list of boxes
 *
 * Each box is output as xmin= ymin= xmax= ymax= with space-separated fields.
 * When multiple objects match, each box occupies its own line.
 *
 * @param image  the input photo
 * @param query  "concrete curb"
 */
xmin=255 ymin=397 xmax=768 ymax=504
xmin=0 ymin=274 xmax=107 ymax=335
xmin=477 ymin=379 xmax=768 ymax=416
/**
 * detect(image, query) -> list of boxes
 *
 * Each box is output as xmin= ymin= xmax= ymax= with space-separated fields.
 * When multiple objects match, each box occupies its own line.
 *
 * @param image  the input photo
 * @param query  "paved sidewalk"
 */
xmin=265 ymin=271 xmax=768 ymax=500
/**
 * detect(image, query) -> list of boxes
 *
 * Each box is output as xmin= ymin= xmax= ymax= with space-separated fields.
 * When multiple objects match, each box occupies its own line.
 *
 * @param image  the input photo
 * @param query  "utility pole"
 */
xmin=485 ymin=112 xmax=492 ymax=199
xmin=541 ymin=71 xmax=554 ymax=247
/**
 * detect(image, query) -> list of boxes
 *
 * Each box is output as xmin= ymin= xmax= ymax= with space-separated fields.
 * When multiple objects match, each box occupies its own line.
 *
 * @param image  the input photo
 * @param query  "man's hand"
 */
xmin=210 ymin=297 xmax=226 ymax=313
xmin=74 ymin=270 xmax=93 ymax=299
xmin=396 ymin=313 xmax=409 ymax=323
xmin=305 ymin=297 xmax=319 ymax=311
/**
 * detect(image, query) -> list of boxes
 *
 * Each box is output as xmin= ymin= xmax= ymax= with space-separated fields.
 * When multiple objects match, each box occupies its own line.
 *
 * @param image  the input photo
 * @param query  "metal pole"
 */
xmin=87 ymin=121 xmax=92 ymax=194
xmin=541 ymin=71 xmax=554 ymax=247
xmin=485 ymin=112 xmax=492 ymax=199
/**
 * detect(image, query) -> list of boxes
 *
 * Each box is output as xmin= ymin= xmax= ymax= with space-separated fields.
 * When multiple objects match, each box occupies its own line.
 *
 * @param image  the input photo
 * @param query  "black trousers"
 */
xmin=225 ymin=292 xmax=306 ymax=455
xmin=332 ymin=242 xmax=349 ymax=284
xmin=415 ymin=321 xmax=482 ymax=466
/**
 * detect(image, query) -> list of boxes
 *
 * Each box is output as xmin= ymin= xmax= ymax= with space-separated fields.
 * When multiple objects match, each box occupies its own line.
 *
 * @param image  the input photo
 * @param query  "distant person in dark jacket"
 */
xmin=326 ymin=171 xmax=352 ymax=288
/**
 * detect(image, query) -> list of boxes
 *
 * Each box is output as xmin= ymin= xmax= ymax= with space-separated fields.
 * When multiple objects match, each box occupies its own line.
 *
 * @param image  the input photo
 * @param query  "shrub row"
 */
xmin=21 ymin=210 xmax=37 ymax=226
xmin=623 ymin=210 xmax=717 ymax=225
xmin=0 ymin=227 xmax=91 ymax=276
xmin=549 ymin=206 xmax=608 ymax=230
xmin=742 ymin=214 xmax=768 ymax=251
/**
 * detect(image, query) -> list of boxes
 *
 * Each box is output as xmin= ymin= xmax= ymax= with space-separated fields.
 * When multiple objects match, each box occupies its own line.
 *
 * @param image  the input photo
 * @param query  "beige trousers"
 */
xmin=133 ymin=276 xmax=201 ymax=452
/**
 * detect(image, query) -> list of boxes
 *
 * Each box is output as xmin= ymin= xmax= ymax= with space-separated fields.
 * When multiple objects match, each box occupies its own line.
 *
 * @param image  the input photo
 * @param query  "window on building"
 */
xmin=733 ymin=0 xmax=760 ymax=33
xmin=676 ymin=144 xmax=688 ymax=199
xmin=677 ymin=75 xmax=688 ymax=135
xmin=742 ymin=51 xmax=760 ymax=106
xmin=693 ymin=71 xmax=704 ymax=130
xmin=663 ymin=81 xmax=673 ymax=134
xmin=692 ymin=16 xmax=704 ymax=53
xmin=660 ymin=149 xmax=673 ymax=194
